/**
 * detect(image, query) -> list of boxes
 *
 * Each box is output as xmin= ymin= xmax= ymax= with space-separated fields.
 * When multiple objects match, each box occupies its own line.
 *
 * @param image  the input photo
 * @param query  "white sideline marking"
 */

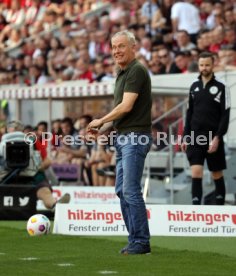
xmin=0 ymin=252 xmax=6 ymax=255
xmin=19 ymin=257 xmax=39 ymax=261
xmin=57 ymin=263 xmax=74 ymax=267
xmin=99 ymin=271 xmax=118 ymax=275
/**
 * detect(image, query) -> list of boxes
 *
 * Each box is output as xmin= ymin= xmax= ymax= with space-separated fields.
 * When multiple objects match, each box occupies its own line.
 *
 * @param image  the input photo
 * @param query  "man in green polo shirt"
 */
xmin=87 ymin=30 xmax=152 ymax=255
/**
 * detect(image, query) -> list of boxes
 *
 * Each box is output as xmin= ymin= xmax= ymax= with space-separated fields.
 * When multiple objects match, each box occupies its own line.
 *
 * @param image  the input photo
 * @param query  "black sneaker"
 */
xmin=121 ymin=242 xmax=151 ymax=255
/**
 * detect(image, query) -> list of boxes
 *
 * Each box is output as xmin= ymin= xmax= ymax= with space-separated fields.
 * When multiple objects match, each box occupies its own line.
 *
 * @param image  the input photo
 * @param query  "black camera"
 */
xmin=6 ymin=141 xmax=30 ymax=169
xmin=0 ymin=132 xmax=41 ymax=178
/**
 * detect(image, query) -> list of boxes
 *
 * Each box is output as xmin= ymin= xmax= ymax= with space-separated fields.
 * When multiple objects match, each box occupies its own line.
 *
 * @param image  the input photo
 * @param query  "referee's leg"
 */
xmin=211 ymin=171 xmax=225 ymax=205
xmin=207 ymin=140 xmax=226 ymax=205
xmin=191 ymin=165 xmax=204 ymax=205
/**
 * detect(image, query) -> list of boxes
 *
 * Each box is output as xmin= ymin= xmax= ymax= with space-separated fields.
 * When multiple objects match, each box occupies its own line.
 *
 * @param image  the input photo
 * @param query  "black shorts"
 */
xmin=33 ymin=171 xmax=52 ymax=192
xmin=186 ymin=140 xmax=226 ymax=171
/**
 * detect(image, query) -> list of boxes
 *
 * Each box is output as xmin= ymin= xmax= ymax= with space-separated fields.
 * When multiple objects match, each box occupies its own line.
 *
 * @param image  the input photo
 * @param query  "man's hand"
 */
xmin=208 ymin=136 xmax=220 ymax=153
xmin=181 ymin=142 xmax=187 ymax=152
xmin=87 ymin=119 xmax=104 ymax=131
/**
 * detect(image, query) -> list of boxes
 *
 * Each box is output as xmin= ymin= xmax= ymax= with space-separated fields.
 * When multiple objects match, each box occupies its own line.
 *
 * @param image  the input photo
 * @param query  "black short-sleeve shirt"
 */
xmin=113 ymin=59 xmax=152 ymax=134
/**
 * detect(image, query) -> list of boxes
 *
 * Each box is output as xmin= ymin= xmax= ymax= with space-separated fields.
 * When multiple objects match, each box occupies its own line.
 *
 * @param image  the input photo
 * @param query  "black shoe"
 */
xmin=121 ymin=242 xmax=151 ymax=255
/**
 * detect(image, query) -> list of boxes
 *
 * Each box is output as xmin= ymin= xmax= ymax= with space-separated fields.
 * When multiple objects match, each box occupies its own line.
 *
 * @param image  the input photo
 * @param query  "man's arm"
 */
xmin=87 ymin=92 xmax=138 ymax=130
xmin=171 ymin=18 xmax=178 ymax=34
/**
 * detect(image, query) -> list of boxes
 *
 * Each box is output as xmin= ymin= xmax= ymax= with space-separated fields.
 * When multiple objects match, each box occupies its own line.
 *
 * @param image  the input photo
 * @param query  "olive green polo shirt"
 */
xmin=113 ymin=59 xmax=152 ymax=134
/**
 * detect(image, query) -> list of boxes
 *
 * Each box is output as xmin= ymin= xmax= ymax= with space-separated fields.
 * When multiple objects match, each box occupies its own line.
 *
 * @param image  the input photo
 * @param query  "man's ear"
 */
xmin=132 ymin=43 xmax=136 ymax=50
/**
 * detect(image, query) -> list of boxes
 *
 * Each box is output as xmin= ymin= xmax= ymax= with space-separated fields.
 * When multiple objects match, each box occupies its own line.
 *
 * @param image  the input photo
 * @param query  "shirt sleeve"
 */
xmin=216 ymin=85 xmax=230 ymax=137
xmin=183 ymin=89 xmax=193 ymax=137
xmin=123 ymin=66 xmax=146 ymax=94
xmin=171 ymin=3 xmax=179 ymax=19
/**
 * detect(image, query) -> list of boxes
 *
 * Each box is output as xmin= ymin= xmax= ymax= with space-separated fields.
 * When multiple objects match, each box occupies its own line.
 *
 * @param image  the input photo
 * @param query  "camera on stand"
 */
xmin=0 ymin=132 xmax=41 ymax=184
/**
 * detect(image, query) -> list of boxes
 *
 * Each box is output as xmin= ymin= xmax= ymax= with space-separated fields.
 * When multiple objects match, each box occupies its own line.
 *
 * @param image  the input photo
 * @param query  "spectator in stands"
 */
xmin=171 ymin=0 xmax=201 ymax=43
xmin=208 ymin=27 xmax=226 ymax=53
xmin=109 ymin=0 xmax=126 ymax=24
xmin=36 ymin=121 xmax=48 ymax=148
xmin=95 ymin=30 xmax=111 ymax=57
xmin=139 ymin=36 xmax=152 ymax=61
xmin=59 ymin=117 xmax=78 ymax=149
xmin=152 ymin=0 xmax=174 ymax=35
xmin=32 ymin=37 xmax=49 ymax=59
xmin=86 ymin=137 xmax=111 ymax=186
xmin=181 ymin=52 xmax=230 ymax=205
xmin=72 ymin=58 xmax=94 ymax=83
xmin=62 ymin=1 xmax=79 ymax=22
xmin=51 ymin=119 xmax=62 ymax=147
xmin=156 ymin=0 xmax=174 ymax=35
xmin=15 ymin=54 xmax=27 ymax=83
xmin=217 ymin=48 xmax=236 ymax=70
xmin=52 ymin=117 xmax=88 ymax=167
xmin=158 ymin=47 xmax=182 ymax=74
xmin=200 ymin=0 xmax=215 ymax=30
xmin=47 ymin=37 xmax=63 ymax=60
xmin=27 ymin=65 xmax=50 ymax=85
xmin=175 ymin=30 xmax=196 ymax=52
xmin=140 ymin=0 xmax=158 ymax=34
xmin=34 ymin=54 xmax=49 ymax=76
xmin=224 ymin=28 xmax=236 ymax=50
xmin=3 ymin=0 xmax=25 ymax=29
xmin=24 ymin=0 xmax=43 ymax=26
xmin=0 ymin=0 xmax=235 ymax=85
xmin=174 ymin=51 xmax=191 ymax=73
xmin=224 ymin=8 xmax=235 ymax=29
xmin=2 ymin=28 xmax=23 ymax=50
xmin=93 ymin=61 xmax=107 ymax=82
xmin=74 ymin=114 xmax=92 ymax=131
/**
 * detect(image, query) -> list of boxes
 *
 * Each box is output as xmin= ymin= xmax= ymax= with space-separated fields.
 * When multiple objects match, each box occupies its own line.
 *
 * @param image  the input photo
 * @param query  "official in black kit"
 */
xmin=181 ymin=52 xmax=230 ymax=205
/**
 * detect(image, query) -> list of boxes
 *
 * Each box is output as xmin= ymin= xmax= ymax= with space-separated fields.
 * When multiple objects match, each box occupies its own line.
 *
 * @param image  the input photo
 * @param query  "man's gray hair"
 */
xmin=111 ymin=30 xmax=136 ymax=45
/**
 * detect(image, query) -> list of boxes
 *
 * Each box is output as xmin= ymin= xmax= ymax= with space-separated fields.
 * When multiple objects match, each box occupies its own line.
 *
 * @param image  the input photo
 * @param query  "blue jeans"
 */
xmin=115 ymin=132 xmax=152 ymax=245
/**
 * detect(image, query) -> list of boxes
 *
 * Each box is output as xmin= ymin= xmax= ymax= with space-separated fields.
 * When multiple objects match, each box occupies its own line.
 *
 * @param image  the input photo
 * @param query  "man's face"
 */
xmin=37 ymin=124 xmax=47 ymax=137
xmin=198 ymin=57 xmax=214 ymax=77
xmin=61 ymin=123 xmax=71 ymax=135
xmin=111 ymin=35 xmax=135 ymax=68
xmin=158 ymin=50 xmax=169 ymax=65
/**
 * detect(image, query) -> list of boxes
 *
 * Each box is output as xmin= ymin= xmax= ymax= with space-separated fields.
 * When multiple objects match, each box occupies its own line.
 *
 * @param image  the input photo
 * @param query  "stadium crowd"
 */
xmin=0 ymin=0 xmax=235 ymax=85
xmin=0 ymin=0 xmax=235 ymax=186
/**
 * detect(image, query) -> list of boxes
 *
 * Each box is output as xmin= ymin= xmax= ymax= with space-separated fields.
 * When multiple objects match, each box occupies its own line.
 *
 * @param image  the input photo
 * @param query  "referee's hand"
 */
xmin=208 ymin=136 xmax=219 ymax=154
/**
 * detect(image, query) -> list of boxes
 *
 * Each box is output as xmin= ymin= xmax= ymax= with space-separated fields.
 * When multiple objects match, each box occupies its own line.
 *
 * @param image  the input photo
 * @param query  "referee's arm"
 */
xmin=183 ymin=91 xmax=194 ymax=137
xmin=215 ymin=85 xmax=231 ymax=138
xmin=181 ymin=90 xmax=193 ymax=151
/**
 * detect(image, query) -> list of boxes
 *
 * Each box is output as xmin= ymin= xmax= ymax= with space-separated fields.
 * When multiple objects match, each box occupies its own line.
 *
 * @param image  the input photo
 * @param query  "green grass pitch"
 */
xmin=1 ymin=221 xmax=236 ymax=276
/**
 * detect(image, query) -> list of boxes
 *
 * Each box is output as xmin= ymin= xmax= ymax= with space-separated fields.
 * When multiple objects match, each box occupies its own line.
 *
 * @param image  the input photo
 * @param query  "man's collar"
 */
xmin=198 ymin=73 xmax=215 ymax=81
xmin=118 ymin=59 xmax=137 ymax=74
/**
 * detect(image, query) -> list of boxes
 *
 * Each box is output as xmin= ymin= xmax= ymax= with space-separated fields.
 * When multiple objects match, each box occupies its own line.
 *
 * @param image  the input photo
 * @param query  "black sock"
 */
xmin=214 ymin=177 xmax=225 ymax=205
xmin=192 ymin=178 xmax=202 ymax=205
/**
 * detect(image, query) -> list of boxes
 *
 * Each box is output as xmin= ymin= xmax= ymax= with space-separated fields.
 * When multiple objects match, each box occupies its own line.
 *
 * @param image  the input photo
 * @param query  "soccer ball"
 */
xmin=27 ymin=214 xmax=51 ymax=236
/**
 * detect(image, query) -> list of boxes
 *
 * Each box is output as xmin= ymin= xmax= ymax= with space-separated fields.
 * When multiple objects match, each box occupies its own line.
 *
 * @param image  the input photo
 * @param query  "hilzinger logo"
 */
xmin=68 ymin=209 xmax=151 ymax=224
xmin=168 ymin=211 xmax=236 ymax=225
